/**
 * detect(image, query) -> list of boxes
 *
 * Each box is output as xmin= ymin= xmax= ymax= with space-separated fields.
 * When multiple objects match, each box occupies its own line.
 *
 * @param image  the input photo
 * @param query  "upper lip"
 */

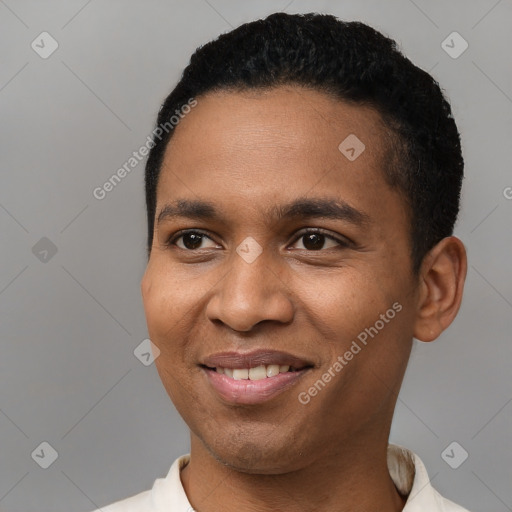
xmin=202 ymin=350 xmax=313 ymax=369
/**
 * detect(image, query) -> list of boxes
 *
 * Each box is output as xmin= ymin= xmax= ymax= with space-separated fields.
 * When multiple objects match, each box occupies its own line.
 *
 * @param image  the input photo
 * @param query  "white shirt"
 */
xmin=93 ymin=444 xmax=471 ymax=511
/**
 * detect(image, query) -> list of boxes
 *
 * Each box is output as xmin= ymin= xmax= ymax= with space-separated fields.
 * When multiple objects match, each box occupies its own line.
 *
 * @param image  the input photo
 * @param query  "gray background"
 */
xmin=0 ymin=0 xmax=511 ymax=510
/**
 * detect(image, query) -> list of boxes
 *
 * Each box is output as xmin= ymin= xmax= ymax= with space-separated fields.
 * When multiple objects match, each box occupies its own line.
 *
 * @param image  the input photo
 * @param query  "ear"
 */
xmin=413 ymin=236 xmax=467 ymax=342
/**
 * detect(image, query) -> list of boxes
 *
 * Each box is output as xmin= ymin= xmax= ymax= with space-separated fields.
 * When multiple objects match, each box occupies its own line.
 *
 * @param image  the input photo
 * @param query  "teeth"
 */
xmin=215 ymin=364 xmax=298 ymax=380
xmin=266 ymin=364 xmax=280 ymax=377
xmin=233 ymin=369 xmax=249 ymax=380
xmin=248 ymin=365 xmax=267 ymax=381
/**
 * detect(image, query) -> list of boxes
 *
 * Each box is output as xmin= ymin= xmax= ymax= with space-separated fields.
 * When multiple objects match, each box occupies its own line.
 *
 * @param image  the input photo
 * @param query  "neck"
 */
xmin=180 ymin=437 xmax=407 ymax=512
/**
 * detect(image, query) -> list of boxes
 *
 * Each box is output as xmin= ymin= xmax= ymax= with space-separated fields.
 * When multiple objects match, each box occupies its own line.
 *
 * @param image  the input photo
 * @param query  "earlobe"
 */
xmin=413 ymin=236 xmax=467 ymax=342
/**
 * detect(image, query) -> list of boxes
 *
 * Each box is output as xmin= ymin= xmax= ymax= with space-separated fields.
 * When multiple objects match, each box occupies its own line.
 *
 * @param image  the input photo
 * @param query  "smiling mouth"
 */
xmin=201 ymin=364 xmax=307 ymax=381
xmin=200 ymin=350 xmax=314 ymax=404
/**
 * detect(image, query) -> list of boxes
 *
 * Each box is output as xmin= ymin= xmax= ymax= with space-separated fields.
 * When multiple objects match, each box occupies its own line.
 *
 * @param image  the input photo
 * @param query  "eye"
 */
xmin=168 ymin=230 xmax=220 ymax=250
xmin=290 ymin=230 xmax=348 ymax=251
xmin=166 ymin=229 xmax=349 ymax=252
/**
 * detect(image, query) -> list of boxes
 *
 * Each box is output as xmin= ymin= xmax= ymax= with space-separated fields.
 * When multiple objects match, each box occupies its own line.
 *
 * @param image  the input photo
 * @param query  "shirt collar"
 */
xmin=159 ymin=444 xmax=447 ymax=511
xmin=387 ymin=444 xmax=441 ymax=510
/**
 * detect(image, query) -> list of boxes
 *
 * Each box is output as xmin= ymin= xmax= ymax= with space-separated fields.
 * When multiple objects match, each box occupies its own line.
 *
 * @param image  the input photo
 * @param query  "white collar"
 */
xmin=98 ymin=444 xmax=470 ymax=511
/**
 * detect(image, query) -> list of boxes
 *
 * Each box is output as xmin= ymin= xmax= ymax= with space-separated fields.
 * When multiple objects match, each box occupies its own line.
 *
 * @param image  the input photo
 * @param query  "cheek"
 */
xmin=305 ymin=270 xmax=388 ymax=339
xmin=308 ymin=270 xmax=411 ymax=381
xmin=142 ymin=275 xmax=169 ymax=338
xmin=141 ymin=261 xmax=213 ymax=382
xmin=141 ymin=264 xmax=188 ymax=352
xmin=143 ymin=268 xmax=203 ymax=405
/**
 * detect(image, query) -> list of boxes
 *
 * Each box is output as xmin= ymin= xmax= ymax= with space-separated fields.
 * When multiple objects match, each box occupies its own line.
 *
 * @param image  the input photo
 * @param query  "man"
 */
xmin=95 ymin=12 xmax=470 ymax=511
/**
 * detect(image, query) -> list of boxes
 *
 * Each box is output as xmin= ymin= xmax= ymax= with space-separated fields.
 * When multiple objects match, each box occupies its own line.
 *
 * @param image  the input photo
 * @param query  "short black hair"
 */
xmin=144 ymin=12 xmax=463 ymax=273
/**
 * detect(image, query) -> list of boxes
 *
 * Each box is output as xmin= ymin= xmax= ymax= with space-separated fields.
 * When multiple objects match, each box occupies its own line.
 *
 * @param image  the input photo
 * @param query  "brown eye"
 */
xmin=169 ymin=230 xmax=220 ymax=250
xmin=291 ymin=230 xmax=344 ymax=251
xmin=302 ymin=233 xmax=326 ymax=250
xmin=180 ymin=232 xmax=204 ymax=249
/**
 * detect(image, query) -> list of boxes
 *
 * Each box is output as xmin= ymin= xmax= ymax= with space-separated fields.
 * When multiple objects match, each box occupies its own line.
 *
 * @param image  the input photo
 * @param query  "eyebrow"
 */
xmin=157 ymin=197 xmax=370 ymax=227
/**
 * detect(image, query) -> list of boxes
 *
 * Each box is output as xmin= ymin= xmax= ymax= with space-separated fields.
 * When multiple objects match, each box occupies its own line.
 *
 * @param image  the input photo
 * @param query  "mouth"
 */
xmin=204 ymin=363 xmax=305 ymax=380
xmin=200 ymin=350 xmax=313 ymax=404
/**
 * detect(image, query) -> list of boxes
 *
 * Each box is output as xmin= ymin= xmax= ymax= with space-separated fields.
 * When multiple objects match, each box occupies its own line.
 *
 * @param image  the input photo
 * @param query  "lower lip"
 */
xmin=203 ymin=367 xmax=308 ymax=405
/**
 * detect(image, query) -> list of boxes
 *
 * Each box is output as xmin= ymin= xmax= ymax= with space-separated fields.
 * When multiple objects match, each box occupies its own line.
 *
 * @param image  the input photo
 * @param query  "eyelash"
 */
xmin=165 ymin=228 xmax=350 ymax=251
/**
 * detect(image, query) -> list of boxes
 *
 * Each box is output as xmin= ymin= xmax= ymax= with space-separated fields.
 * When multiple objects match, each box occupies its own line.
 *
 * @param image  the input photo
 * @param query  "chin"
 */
xmin=201 ymin=429 xmax=310 ymax=475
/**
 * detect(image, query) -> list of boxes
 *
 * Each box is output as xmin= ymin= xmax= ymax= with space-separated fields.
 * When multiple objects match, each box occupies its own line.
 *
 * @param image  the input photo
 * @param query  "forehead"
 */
xmin=163 ymin=86 xmax=387 ymax=166
xmin=155 ymin=86 xmax=400 ymax=227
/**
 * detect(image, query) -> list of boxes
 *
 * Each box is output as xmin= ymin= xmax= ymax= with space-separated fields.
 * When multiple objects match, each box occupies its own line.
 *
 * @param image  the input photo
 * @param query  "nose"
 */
xmin=205 ymin=248 xmax=294 ymax=332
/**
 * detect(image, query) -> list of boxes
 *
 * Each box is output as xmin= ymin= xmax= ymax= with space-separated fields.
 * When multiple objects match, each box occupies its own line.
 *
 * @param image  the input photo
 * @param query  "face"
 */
xmin=141 ymin=86 xmax=419 ymax=474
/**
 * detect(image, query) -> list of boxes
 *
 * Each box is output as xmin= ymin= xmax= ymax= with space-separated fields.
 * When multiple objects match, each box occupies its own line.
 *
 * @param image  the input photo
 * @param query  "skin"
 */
xmin=140 ymin=85 xmax=467 ymax=512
